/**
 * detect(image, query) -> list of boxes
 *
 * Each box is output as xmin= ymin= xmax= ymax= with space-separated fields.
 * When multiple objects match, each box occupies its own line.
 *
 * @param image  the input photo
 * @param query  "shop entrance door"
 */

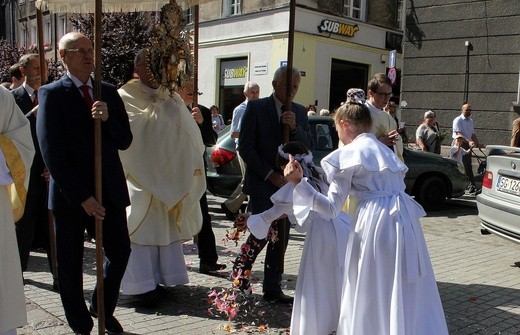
xmin=329 ymin=59 xmax=369 ymax=111
xmin=220 ymin=86 xmax=243 ymax=124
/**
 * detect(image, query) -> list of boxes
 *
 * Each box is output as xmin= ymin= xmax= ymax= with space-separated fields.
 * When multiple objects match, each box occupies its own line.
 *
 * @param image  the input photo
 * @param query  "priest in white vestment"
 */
xmin=0 ymin=86 xmax=34 ymax=335
xmin=118 ymin=50 xmax=206 ymax=304
xmin=364 ymin=74 xmax=403 ymax=161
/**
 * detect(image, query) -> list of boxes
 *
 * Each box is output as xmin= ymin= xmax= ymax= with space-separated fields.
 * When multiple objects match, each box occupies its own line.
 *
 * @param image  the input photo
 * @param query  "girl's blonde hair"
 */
xmin=334 ymin=101 xmax=372 ymax=131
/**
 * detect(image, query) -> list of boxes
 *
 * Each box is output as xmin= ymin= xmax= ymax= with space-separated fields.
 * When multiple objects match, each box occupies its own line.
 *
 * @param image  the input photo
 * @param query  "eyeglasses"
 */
xmin=66 ymin=48 xmax=94 ymax=56
xmin=375 ymin=91 xmax=393 ymax=99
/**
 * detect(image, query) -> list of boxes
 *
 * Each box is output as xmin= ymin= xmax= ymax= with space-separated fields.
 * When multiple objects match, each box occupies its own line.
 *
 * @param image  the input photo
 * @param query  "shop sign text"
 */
xmin=224 ymin=66 xmax=248 ymax=79
xmin=318 ymin=19 xmax=359 ymax=38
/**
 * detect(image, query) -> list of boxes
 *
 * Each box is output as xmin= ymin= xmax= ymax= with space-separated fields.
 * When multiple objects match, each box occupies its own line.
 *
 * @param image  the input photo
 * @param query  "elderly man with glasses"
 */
xmin=36 ymin=32 xmax=132 ymax=335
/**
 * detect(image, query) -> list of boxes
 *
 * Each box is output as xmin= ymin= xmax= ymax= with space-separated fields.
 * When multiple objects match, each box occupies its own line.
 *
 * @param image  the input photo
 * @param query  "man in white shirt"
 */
xmin=452 ymin=103 xmax=480 ymax=193
xmin=221 ymin=81 xmax=260 ymax=219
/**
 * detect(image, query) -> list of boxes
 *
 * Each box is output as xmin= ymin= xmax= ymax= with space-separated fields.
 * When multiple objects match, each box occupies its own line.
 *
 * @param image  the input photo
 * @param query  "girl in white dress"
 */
xmin=236 ymin=141 xmax=350 ymax=335
xmin=284 ymin=101 xmax=449 ymax=335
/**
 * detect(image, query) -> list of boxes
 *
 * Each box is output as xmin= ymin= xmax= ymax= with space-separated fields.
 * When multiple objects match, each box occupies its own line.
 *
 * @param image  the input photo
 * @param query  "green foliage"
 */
xmin=0 ymin=39 xmax=26 ymax=82
xmin=70 ymin=12 xmax=155 ymax=88
xmin=46 ymin=59 xmax=65 ymax=83
xmin=0 ymin=38 xmax=65 ymax=84
xmin=437 ymin=129 xmax=450 ymax=144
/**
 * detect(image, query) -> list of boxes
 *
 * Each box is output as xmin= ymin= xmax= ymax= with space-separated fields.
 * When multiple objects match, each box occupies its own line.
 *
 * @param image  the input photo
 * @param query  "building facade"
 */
xmin=401 ymin=0 xmax=520 ymax=146
xmin=0 ymin=0 xmax=70 ymax=60
xmin=195 ymin=0 xmax=405 ymax=121
xmin=1 ymin=0 xmax=405 ymax=123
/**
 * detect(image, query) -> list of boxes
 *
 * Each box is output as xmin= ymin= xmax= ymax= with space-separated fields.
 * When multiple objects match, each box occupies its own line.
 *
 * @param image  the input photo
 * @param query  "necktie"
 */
xmin=80 ymin=85 xmax=94 ymax=108
xmin=33 ymin=90 xmax=38 ymax=107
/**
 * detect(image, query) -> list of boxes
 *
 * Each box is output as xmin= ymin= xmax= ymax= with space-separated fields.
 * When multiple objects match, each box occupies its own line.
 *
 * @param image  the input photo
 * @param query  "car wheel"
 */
xmin=415 ymin=175 xmax=447 ymax=211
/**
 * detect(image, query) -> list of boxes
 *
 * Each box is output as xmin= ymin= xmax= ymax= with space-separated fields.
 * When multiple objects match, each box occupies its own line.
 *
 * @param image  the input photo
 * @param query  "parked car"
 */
xmin=402 ymin=148 xmax=468 ymax=210
xmin=477 ymin=145 xmax=520 ymax=244
xmin=206 ymin=116 xmax=468 ymax=210
xmin=205 ymin=116 xmax=338 ymax=196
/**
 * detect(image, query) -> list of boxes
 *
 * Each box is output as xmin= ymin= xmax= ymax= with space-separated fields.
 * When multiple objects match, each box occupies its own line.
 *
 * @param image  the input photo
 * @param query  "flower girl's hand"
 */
xmin=284 ymin=154 xmax=303 ymax=183
xmin=234 ymin=213 xmax=250 ymax=232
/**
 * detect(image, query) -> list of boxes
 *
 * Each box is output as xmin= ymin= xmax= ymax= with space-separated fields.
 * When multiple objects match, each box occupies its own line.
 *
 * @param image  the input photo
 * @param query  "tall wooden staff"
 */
xmin=36 ymin=7 xmax=59 ymax=291
xmin=279 ymin=0 xmax=296 ymax=273
xmin=192 ymin=3 xmax=200 ymax=107
xmin=93 ymin=0 xmax=105 ymax=333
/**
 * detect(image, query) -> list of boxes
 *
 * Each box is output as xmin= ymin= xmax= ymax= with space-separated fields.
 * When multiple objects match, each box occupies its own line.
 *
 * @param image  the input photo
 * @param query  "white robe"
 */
xmin=0 ymin=87 xmax=34 ymax=333
xmin=118 ymin=81 xmax=206 ymax=294
xmin=293 ymin=133 xmax=448 ymax=335
xmin=366 ymin=101 xmax=403 ymax=161
xmin=248 ymin=180 xmax=350 ymax=335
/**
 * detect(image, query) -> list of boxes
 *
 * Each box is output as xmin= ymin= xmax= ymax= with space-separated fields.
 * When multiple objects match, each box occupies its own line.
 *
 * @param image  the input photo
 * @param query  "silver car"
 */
xmin=477 ymin=145 xmax=520 ymax=243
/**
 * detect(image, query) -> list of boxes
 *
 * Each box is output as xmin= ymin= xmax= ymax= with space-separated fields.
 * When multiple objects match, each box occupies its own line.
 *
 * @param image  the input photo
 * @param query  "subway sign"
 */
xmin=224 ymin=66 xmax=248 ymax=79
xmin=318 ymin=19 xmax=359 ymax=38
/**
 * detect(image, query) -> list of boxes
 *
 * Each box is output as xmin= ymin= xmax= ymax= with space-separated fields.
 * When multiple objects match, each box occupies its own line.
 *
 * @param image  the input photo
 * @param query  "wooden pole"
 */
xmin=278 ymin=0 xmax=296 ymax=274
xmin=36 ymin=7 xmax=59 ymax=292
xmin=94 ymin=0 xmax=105 ymax=333
xmin=46 ymin=181 xmax=58 ymax=290
xmin=192 ymin=4 xmax=199 ymax=107
xmin=36 ymin=9 xmax=45 ymax=79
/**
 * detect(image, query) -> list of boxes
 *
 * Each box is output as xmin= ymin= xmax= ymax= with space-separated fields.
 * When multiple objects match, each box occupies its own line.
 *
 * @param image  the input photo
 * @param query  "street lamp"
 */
xmin=464 ymin=41 xmax=473 ymax=103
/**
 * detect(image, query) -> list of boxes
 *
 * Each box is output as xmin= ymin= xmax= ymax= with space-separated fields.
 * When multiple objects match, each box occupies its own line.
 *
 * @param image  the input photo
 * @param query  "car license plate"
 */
xmin=496 ymin=175 xmax=520 ymax=196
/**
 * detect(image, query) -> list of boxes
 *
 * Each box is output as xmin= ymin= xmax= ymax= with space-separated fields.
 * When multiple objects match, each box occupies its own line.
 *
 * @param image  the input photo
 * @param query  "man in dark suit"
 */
xmin=177 ymin=81 xmax=226 ymax=275
xmin=36 ymin=32 xmax=132 ymax=335
xmin=11 ymin=54 xmax=53 ymax=279
xmin=233 ymin=66 xmax=312 ymax=303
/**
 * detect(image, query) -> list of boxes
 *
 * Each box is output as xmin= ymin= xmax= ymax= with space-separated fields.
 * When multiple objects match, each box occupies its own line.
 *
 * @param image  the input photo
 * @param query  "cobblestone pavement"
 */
xmin=18 ymin=194 xmax=520 ymax=335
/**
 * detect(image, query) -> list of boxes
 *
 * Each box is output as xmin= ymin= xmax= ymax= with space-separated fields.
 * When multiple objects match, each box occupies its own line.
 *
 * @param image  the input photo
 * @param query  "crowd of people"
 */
xmin=2 ymin=30 xmax=520 ymax=335
xmin=408 ymin=103 xmax=483 ymax=194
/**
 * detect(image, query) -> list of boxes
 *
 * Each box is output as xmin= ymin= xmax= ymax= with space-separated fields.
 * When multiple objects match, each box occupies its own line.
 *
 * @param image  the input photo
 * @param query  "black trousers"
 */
xmin=53 ymin=206 xmax=130 ymax=334
xmin=232 ymin=196 xmax=290 ymax=293
xmin=196 ymin=193 xmax=218 ymax=265
xmin=15 ymin=189 xmax=52 ymax=273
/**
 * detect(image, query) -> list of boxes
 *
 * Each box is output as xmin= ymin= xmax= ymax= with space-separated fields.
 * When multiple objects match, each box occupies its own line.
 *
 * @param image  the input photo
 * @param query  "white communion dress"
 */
xmin=248 ymin=177 xmax=350 ymax=335
xmin=292 ymin=132 xmax=449 ymax=335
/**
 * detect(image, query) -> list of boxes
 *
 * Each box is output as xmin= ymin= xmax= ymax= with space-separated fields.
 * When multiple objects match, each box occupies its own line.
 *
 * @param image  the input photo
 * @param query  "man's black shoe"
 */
xmin=262 ymin=291 xmax=294 ymax=304
xmin=135 ymin=289 xmax=160 ymax=308
xmin=154 ymin=284 xmax=168 ymax=294
xmin=89 ymin=306 xmax=123 ymax=334
xmin=200 ymin=262 xmax=227 ymax=274
xmin=52 ymin=278 xmax=59 ymax=292
xmin=220 ymin=203 xmax=237 ymax=221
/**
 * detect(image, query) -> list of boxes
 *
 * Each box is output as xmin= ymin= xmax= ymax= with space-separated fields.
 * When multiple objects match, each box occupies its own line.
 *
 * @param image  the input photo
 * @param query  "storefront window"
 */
xmin=219 ymin=57 xmax=248 ymax=121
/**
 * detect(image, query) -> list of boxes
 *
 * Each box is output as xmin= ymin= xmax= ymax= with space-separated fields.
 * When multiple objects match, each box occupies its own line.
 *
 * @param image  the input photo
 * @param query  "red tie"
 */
xmin=80 ymin=85 xmax=94 ymax=107
xmin=33 ymin=90 xmax=38 ymax=107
